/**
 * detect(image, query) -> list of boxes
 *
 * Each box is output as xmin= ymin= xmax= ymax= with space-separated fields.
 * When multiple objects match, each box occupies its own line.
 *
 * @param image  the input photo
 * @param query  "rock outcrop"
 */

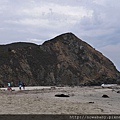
xmin=0 ymin=33 xmax=119 ymax=87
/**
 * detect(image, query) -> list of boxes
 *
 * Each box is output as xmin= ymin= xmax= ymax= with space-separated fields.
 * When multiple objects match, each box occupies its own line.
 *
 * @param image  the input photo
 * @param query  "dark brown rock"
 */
xmin=55 ymin=94 xmax=69 ymax=97
xmin=88 ymin=102 xmax=94 ymax=104
xmin=102 ymin=94 xmax=109 ymax=98
xmin=0 ymin=32 xmax=119 ymax=86
xmin=117 ymin=91 xmax=120 ymax=93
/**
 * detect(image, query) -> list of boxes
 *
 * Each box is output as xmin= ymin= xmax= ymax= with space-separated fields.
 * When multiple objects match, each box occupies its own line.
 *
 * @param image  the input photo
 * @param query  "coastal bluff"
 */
xmin=0 ymin=33 xmax=120 ymax=86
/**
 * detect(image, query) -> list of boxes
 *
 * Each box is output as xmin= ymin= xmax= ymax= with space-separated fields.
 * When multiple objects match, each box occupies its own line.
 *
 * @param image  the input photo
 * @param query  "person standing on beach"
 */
xmin=7 ymin=82 xmax=11 ymax=90
xmin=22 ymin=82 xmax=25 ymax=90
xmin=18 ymin=81 xmax=22 ymax=90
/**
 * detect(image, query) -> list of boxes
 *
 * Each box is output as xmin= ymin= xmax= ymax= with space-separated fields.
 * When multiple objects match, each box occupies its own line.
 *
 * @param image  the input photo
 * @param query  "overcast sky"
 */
xmin=0 ymin=0 xmax=120 ymax=71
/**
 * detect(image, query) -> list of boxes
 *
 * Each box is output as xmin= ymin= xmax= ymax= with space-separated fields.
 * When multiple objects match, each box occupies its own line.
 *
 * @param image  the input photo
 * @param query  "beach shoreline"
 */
xmin=0 ymin=86 xmax=120 ymax=114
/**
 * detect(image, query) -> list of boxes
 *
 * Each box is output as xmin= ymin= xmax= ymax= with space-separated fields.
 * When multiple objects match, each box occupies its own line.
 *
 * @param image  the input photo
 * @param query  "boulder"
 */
xmin=102 ymin=94 xmax=109 ymax=98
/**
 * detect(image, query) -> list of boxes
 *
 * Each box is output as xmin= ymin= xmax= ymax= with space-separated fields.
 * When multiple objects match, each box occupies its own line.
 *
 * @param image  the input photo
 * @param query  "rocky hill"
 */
xmin=0 ymin=33 xmax=120 ymax=87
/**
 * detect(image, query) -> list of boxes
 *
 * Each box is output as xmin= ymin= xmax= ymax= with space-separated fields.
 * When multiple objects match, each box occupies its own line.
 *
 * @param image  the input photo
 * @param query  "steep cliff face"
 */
xmin=0 ymin=33 xmax=119 ymax=86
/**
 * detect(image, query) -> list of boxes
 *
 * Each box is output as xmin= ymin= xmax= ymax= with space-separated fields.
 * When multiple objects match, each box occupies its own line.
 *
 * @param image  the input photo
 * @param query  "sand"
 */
xmin=0 ymin=86 xmax=120 ymax=114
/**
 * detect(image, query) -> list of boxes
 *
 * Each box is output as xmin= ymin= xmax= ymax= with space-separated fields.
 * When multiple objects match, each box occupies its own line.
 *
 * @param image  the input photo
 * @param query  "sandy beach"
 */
xmin=0 ymin=86 xmax=120 ymax=114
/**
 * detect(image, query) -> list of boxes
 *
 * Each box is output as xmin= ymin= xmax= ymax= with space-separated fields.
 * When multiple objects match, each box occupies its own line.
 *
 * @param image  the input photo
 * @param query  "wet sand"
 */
xmin=0 ymin=86 xmax=120 ymax=114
